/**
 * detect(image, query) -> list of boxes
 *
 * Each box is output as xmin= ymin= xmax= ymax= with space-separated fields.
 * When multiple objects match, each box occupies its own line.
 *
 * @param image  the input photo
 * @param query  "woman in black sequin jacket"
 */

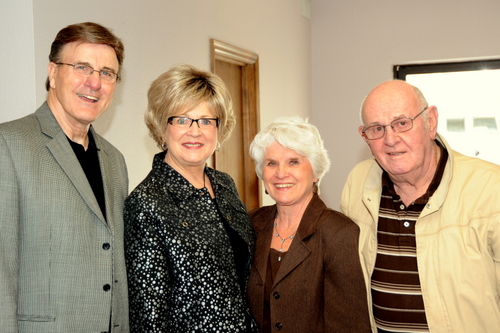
xmin=124 ymin=64 xmax=257 ymax=332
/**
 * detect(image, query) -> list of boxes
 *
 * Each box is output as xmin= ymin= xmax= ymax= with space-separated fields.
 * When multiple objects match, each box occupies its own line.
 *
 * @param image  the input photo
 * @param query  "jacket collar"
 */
xmin=362 ymin=133 xmax=453 ymax=217
xmin=252 ymin=193 xmax=325 ymax=238
xmin=150 ymin=151 xmax=236 ymax=203
xmin=35 ymin=102 xmax=109 ymax=227
xmin=422 ymin=134 xmax=453 ymax=216
xmin=251 ymin=193 xmax=327 ymax=286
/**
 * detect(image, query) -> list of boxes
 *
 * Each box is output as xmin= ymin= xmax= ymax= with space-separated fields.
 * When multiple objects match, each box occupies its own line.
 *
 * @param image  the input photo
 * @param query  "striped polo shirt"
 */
xmin=372 ymin=142 xmax=447 ymax=332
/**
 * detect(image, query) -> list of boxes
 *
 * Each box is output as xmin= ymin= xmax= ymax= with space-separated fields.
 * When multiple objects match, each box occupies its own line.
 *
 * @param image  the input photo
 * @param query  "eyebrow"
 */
xmin=178 ymin=114 xmax=216 ymax=119
xmin=74 ymin=61 xmax=118 ymax=73
xmin=365 ymin=114 xmax=410 ymax=127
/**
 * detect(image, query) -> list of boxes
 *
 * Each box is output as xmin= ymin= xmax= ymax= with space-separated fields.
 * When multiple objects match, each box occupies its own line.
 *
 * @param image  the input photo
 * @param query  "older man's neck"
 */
xmin=392 ymin=144 xmax=441 ymax=206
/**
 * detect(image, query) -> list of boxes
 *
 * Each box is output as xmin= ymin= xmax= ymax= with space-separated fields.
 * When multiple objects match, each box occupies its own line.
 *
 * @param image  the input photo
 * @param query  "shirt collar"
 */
xmin=381 ymin=140 xmax=448 ymax=204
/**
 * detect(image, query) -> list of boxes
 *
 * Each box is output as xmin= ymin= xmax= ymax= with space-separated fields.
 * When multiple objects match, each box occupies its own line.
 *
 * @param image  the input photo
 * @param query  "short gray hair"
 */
xmin=249 ymin=116 xmax=330 ymax=184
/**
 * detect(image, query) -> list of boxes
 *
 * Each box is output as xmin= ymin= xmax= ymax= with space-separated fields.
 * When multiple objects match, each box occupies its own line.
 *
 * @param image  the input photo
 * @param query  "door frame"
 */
xmin=210 ymin=39 xmax=261 ymax=208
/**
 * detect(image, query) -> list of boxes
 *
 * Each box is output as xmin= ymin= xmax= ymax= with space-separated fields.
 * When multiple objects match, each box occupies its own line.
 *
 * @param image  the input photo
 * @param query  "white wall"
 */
xmin=312 ymin=0 xmax=500 ymax=209
xmin=5 ymin=0 xmax=499 ymax=210
xmin=0 ymin=0 xmax=36 ymax=123
xmin=1 ymin=1 xmax=311 ymax=201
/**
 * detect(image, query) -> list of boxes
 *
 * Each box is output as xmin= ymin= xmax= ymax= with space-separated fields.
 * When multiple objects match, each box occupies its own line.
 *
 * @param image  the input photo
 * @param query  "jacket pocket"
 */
xmin=17 ymin=314 xmax=55 ymax=322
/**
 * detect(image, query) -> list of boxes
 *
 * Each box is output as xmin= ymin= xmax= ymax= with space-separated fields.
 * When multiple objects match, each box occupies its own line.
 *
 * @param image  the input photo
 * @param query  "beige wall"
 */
xmin=312 ymin=0 xmax=500 ymax=209
xmin=3 ymin=0 xmax=500 ymax=209
xmin=2 ymin=1 xmax=311 ymax=205
xmin=0 ymin=0 xmax=36 ymax=123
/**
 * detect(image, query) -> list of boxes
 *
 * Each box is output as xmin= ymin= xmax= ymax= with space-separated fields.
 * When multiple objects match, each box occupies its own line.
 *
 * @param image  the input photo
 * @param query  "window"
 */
xmin=394 ymin=59 xmax=500 ymax=165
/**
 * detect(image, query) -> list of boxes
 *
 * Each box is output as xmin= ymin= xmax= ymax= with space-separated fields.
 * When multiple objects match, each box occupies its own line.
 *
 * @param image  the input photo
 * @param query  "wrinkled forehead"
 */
xmin=362 ymin=106 xmax=415 ymax=126
xmin=362 ymin=87 xmax=420 ymax=125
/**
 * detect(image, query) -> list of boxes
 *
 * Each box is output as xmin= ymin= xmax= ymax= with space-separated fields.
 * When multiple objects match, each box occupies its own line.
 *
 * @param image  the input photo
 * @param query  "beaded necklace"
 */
xmin=273 ymin=222 xmax=297 ymax=261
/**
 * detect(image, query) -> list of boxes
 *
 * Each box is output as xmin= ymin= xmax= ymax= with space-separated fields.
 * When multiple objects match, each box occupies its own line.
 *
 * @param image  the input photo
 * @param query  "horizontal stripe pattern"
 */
xmin=372 ymin=179 xmax=430 ymax=332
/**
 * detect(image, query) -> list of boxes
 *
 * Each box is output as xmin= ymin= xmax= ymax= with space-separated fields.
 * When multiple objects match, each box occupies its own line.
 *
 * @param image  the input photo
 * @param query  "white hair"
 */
xmin=249 ymin=116 xmax=330 ymax=185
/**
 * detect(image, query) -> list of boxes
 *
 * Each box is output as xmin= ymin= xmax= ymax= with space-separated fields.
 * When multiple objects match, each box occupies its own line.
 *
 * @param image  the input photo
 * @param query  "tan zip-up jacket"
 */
xmin=341 ymin=134 xmax=500 ymax=333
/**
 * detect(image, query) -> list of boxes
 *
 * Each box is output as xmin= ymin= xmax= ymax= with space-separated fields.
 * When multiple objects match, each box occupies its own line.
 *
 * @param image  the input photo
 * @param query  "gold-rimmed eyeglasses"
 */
xmin=362 ymin=107 xmax=428 ymax=140
xmin=56 ymin=62 xmax=119 ymax=83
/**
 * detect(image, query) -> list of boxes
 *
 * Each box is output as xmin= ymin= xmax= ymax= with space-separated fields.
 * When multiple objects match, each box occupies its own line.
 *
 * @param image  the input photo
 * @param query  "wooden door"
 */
xmin=211 ymin=39 xmax=260 ymax=211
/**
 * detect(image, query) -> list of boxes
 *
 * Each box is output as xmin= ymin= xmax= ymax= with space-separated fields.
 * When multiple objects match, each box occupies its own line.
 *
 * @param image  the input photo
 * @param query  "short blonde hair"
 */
xmin=145 ymin=64 xmax=235 ymax=148
xmin=249 ymin=116 xmax=331 ymax=184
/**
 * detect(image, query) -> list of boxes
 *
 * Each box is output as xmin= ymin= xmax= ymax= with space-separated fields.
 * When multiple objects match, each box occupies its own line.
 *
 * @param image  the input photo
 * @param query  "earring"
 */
xmin=161 ymin=142 xmax=167 ymax=150
xmin=215 ymin=142 xmax=221 ymax=151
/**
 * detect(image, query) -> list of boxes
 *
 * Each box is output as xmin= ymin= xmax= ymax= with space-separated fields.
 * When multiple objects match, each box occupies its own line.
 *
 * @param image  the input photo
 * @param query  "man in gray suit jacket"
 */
xmin=0 ymin=22 xmax=129 ymax=332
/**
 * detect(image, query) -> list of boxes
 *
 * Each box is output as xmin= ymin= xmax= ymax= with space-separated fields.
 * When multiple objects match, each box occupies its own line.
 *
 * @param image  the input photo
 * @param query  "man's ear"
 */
xmin=47 ymin=62 xmax=58 ymax=90
xmin=359 ymin=126 xmax=369 ymax=143
xmin=427 ymin=106 xmax=439 ymax=140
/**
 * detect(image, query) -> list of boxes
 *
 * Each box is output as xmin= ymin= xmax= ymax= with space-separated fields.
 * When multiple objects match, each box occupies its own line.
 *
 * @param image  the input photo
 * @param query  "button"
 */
xmin=182 ymin=221 xmax=189 ymax=227
xmin=275 ymin=322 xmax=283 ymax=330
xmin=400 ymin=204 xmax=405 ymax=210
xmin=403 ymin=221 xmax=410 ymax=228
xmin=103 ymin=284 xmax=111 ymax=292
xmin=226 ymin=215 xmax=232 ymax=221
xmin=273 ymin=292 xmax=280 ymax=299
xmin=102 ymin=243 xmax=110 ymax=250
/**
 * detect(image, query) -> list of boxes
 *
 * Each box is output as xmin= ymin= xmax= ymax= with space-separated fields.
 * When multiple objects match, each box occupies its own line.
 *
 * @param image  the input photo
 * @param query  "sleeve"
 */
xmin=322 ymin=214 xmax=372 ymax=332
xmin=124 ymin=195 xmax=170 ymax=332
xmin=0 ymin=133 xmax=20 ymax=332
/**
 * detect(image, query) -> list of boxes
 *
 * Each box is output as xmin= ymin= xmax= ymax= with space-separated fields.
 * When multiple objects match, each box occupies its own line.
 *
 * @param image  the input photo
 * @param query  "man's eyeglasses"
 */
xmin=168 ymin=116 xmax=219 ymax=129
xmin=56 ymin=63 xmax=119 ymax=83
xmin=362 ymin=107 xmax=428 ymax=140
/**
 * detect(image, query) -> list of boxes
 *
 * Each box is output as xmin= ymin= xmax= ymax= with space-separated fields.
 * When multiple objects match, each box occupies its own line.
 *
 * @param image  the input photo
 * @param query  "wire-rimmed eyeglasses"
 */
xmin=55 ymin=63 xmax=119 ymax=83
xmin=362 ymin=107 xmax=428 ymax=140
xmin=168 ymin=116 xmax=219 ymax=129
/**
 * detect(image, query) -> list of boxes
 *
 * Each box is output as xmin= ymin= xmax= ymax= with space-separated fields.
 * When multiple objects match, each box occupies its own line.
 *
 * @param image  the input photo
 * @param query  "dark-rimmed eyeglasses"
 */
xmin=167 ymin=116 xmax=219 ymax=129
xmin=362 ymin=107 xmax=428 ymax=140
xmin=55 ymin=62 xmax=119 ymax=83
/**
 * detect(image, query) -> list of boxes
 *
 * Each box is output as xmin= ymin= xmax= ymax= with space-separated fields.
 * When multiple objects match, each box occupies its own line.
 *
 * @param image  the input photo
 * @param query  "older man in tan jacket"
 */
xmin=342 ymin=80 xmax=500 ymax=332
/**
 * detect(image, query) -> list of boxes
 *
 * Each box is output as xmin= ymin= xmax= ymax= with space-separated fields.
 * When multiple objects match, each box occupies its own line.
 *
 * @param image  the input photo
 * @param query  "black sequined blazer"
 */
xmin=124 ymin=151 xmax=256 ymax=332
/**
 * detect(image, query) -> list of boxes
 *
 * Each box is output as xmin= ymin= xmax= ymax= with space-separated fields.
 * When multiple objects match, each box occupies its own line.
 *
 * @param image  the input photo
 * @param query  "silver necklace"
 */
xmin=273 ymin=222 xmax=297 ymax=261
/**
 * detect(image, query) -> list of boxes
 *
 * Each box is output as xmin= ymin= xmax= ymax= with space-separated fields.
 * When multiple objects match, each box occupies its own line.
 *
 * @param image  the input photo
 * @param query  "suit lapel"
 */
xmin=273 ymin=194 xmax=326 ymax=286
xmin=37 ymin=104 xmax=108 ymax=227
xmin=272 ymin=233 xmax=311 ymax=286
xmin=93 ymin=128 xmax=114 ymax=229
xmin=251 ymin=194 xmax=327 ymax=287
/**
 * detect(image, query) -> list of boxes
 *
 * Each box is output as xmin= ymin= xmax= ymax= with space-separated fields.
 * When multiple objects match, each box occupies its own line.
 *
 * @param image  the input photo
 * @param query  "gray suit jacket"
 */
xmin=0 ymin=103 xmax=129 ymax=332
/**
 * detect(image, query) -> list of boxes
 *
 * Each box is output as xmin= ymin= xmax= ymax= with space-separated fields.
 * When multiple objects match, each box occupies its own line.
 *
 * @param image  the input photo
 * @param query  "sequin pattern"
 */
xmin=125 ymin=152 xmax=256 ymax=332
